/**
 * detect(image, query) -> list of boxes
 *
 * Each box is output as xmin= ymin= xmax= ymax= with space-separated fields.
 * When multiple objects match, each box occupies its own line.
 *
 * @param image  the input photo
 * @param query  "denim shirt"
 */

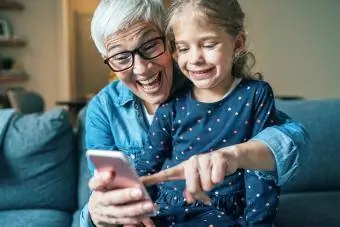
xmin=81 ymin=74 xmax=310 ymax=227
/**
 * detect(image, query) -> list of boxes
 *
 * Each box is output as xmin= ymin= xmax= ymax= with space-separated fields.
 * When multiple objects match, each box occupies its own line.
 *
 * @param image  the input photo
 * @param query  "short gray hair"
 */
xmin=91 ymin=0 xmax=166 ymax=56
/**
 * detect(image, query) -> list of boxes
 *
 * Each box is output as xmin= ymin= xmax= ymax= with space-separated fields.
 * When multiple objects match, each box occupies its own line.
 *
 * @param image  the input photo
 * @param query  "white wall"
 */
xmin=1 ymin=0 xmax=64 ymax=109
xmin=239 ymin=0 xmax=340 ymax=99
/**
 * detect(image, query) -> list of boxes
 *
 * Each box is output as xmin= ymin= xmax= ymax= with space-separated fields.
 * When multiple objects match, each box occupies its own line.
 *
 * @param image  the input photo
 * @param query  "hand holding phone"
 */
xmin=86 ymin=150 xmax=153 ymax=202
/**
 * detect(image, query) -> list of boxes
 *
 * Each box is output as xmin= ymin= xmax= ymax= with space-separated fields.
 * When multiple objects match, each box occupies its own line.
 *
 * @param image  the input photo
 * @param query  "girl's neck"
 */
xmin=192 ymin=76 xmax=235 ymax=103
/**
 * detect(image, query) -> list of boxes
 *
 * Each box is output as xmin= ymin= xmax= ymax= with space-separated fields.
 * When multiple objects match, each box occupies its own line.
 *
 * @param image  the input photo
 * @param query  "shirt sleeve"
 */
xmin=135 ymin=105 xmax=173 ymax=177
xmin=80 ymin=96 xmax=117 ymax=227
xmin=251 ymin=110 xmax=311 ymax=186
xmin=244 ymin=83 xmax=280 ymax=224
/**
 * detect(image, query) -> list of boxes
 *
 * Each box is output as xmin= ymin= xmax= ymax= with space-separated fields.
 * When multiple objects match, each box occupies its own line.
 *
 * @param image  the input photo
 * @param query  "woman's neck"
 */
xmin=142 ymin=101 xmax=159 ymax=115
xmin=192 ymin=76 xmax=235 ymax=103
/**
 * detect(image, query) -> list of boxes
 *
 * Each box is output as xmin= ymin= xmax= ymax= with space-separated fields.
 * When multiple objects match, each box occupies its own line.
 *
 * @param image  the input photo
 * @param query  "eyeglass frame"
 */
xmin=103 ymin=36 xmax=167 ymax=72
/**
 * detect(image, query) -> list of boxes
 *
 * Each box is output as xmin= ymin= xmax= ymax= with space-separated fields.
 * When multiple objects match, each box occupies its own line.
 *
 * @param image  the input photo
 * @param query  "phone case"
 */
xmin=86 ymin=150 xmax=152 ymax=201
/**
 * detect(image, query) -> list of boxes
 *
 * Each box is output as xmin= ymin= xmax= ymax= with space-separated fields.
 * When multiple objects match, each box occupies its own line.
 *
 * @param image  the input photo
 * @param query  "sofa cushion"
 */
xmin=0 ymin=209 xmax=72 ymax=227
xmin=275 ymin=191 xmax=340 ymax=227
xmin=0 ymin=108 xmax=77 ymax=212
xmin=276 ymin=99 xmax=340 ymax=193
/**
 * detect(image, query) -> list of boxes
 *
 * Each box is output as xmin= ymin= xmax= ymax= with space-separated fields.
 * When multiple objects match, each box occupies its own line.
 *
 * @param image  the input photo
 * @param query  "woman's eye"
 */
xmin=113 ymin=54 xmax=130 ymax=62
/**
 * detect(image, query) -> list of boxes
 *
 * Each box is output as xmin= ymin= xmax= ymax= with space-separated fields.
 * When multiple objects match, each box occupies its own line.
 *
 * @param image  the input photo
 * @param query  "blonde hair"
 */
xmin=91 ymin=0 xmax=166 ymax=56
xmin=166 ymin=0 xmax=262 ymax=80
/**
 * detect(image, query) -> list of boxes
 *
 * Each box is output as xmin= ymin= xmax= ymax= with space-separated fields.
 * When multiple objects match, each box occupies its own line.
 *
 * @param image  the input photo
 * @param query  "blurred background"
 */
xmin=0 ymin=0 xmax=339 ymax=110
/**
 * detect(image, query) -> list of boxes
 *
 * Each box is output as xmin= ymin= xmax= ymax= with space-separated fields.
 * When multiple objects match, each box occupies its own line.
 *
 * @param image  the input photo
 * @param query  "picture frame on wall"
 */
xmin=0 ymin=18 xmax=11 ymax=40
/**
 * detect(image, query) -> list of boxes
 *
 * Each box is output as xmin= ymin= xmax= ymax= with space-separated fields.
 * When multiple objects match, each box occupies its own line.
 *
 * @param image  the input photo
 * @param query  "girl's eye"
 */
xmin=176 ymin=46 xmax=189 ymax=53
xmin=203 ymin=43 xmax=217 ymax=48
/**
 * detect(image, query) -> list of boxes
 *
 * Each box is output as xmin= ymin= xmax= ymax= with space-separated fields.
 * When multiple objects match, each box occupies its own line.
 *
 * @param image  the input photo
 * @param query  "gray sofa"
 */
xmin=0 ymin=99 xmax=339 ymax=227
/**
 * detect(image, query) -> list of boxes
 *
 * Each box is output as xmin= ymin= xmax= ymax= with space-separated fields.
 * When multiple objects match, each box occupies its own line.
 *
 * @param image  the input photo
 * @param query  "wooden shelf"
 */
xmin=0 ymin=1 xmax=24 ymax=10
xmin=0 ymin=74 xmax=28 ymax=84
xmin=0 ymin=39 xmax=26 ymax=47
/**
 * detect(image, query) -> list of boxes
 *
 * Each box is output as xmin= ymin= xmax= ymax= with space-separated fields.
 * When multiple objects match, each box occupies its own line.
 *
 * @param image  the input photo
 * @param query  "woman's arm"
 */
xmin=81 ymin=97 xmax=156 ymax=227
xmin=248 ymin=109 xmax=311 ymax=186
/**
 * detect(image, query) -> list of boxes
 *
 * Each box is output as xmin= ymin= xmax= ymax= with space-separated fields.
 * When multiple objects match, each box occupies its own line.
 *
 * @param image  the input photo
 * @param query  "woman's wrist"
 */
xmin=233 ymin=141 xmax=276 ymax=171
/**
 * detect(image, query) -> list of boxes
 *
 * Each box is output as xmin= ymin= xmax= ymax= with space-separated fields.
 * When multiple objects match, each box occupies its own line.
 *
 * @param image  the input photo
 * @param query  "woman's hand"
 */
xmin=88 ymin=169 xmax=156 ymax=227
xmin=140 ymin=145 xmax=240 ymax=205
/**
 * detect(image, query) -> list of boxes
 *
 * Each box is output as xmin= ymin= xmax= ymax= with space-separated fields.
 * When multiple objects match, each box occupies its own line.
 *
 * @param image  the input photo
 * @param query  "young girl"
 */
xmin=136 ymin=0 xmax=280 ymax=226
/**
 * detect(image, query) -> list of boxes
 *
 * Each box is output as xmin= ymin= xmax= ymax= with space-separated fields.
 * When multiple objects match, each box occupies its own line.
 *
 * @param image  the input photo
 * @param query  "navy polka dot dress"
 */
xmin=135 ymin=79 xmax=280 ymax=227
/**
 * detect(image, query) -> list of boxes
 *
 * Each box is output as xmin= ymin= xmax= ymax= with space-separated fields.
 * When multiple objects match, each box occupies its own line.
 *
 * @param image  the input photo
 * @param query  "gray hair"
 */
xmin=91 ymin=0 xmax=166 ymax=56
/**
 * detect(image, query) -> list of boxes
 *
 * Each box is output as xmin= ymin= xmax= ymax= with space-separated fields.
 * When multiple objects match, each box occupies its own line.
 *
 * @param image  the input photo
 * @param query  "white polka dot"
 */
xmin=235 ymin=112 xmax=239 ymax=116
xmin=197 ymin=137 xmax=200 ymax=140
xmin=252 ymin=209 xmax=256 ymax=212
xmin=266 ymin=203 xmax=270 ymax=207
xmin=189 ymin=146 xmax=192 ymax=149
xmin=245 ymin=121 xmax=248 ymax=124
xmin=256 ymin=194 xmax=260 ymax=197
xmin=234 ymin=202 xmax=238 ymax=205
xmin=146 ymin=161 xmax=150 ymax=164
xmin=174 ymin=196 xmax=177 ymax=200
xmin=228 ymin=182 xmax=232 ymax=185
xmin=149 ymin=146 xmax=153 ymax=149
xmin=228 ymin=107 xmax=232 ymax=111
xmin=257 ymin=119 xmax=261 ymax=123
xmin=178 ymin=120 xmax=181 ymax=123
xmin=162 ymin=128 xmax=166 ymax=131
xmin=208 ymin=128 xmax=212 ymax=131
xmin=238 ymin=96 xmax=242 ymax=100
xmin=176 ymin=98 xmax=179 ymax=101
xmin=163 ymin=114 xmax=166 ymax=118
xmin=223 ymin=139 xmax=227 ymax=142
xmin=189 ymin=128 xmax=193 ymax=131
xmin=267 ymin=111 xmax=271 ymax=115
xmin=215 ymin=191 xmax=219 ymax=195
xmin=246 ymin=102 xmax=250 ymax=107
xmin=180 ymin=136 xmax=183 ymax=140
xmin=246 ymin=170 xmax=250 ymax=173
xmin=130 ymin=154 xmax=135 ymax=159
xmin=187 ymin=112 xmax=190 ymax=116
xmin=247 ymin=86 xmax=251 ymax=90
xmin=248 ymin=185 xmax=251 ymax=189
xmin=269 ymin=186 xmax=273 ymax=190
xmin=181 ymin=151 xmax=184 ymax=155
xmin=217 ymin=118 xmax=220 ymax=122
xmin=217 ymin=215 xmax=221 ymax=218
xmin=208 ymin=110 xmax=212 ymax=114
xmin=185 ymin=208 xmax=189 ymax=212
xmin=238 ymin=172 xmax=242 ymax=175
xmin=182 ymin=107 xmax=185 ymax=110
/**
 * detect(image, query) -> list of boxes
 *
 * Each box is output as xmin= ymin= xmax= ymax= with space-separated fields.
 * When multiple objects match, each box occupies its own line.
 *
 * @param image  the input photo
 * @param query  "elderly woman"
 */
xmin=82 ymin=0 xmax=310 ymax=226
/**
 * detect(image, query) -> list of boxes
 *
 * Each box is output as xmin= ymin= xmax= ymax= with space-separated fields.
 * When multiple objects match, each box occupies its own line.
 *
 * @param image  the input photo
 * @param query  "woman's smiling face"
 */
xmin=104 ymin=22 xmax=173 ymax=106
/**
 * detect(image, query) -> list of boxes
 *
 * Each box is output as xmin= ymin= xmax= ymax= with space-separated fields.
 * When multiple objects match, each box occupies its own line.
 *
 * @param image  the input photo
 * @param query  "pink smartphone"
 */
xmin=86 ymin=150 xmax=153 ymax=203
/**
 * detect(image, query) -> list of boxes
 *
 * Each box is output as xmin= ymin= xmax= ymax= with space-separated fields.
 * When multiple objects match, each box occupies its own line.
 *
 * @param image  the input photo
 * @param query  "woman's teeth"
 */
xmin=139 ymin=73 xmax=159 ymax=85
xmin=138 ymin=73 xmax=161 ymax=91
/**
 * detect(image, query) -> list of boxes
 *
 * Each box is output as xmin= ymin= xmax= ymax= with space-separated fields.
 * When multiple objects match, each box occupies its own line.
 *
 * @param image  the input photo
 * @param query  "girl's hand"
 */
xmin=140 ymin=146 xmax=240 ymax=205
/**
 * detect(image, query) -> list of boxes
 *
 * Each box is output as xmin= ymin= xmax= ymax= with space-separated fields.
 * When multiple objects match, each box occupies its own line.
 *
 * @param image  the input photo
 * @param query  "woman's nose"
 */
xmin=132 ymin=54 xmax=149 ymax=75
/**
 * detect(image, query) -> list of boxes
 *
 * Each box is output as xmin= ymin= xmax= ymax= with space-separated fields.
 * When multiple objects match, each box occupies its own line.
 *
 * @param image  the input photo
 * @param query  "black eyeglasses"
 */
xmin=104 ymin=36 xmax=166 ymax=72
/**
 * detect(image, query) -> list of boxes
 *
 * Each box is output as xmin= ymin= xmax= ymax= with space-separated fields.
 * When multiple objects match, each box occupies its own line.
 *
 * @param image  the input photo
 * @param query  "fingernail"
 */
xmin=100 ymin=171 xmax=110 ymax=180
xmin=130 ymin=188 xmax=142 ymax=199
xmin=143 ymin=202 xmax=154 ymax=211
xmin=204 ymin=199 xmax=212 ymax=206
